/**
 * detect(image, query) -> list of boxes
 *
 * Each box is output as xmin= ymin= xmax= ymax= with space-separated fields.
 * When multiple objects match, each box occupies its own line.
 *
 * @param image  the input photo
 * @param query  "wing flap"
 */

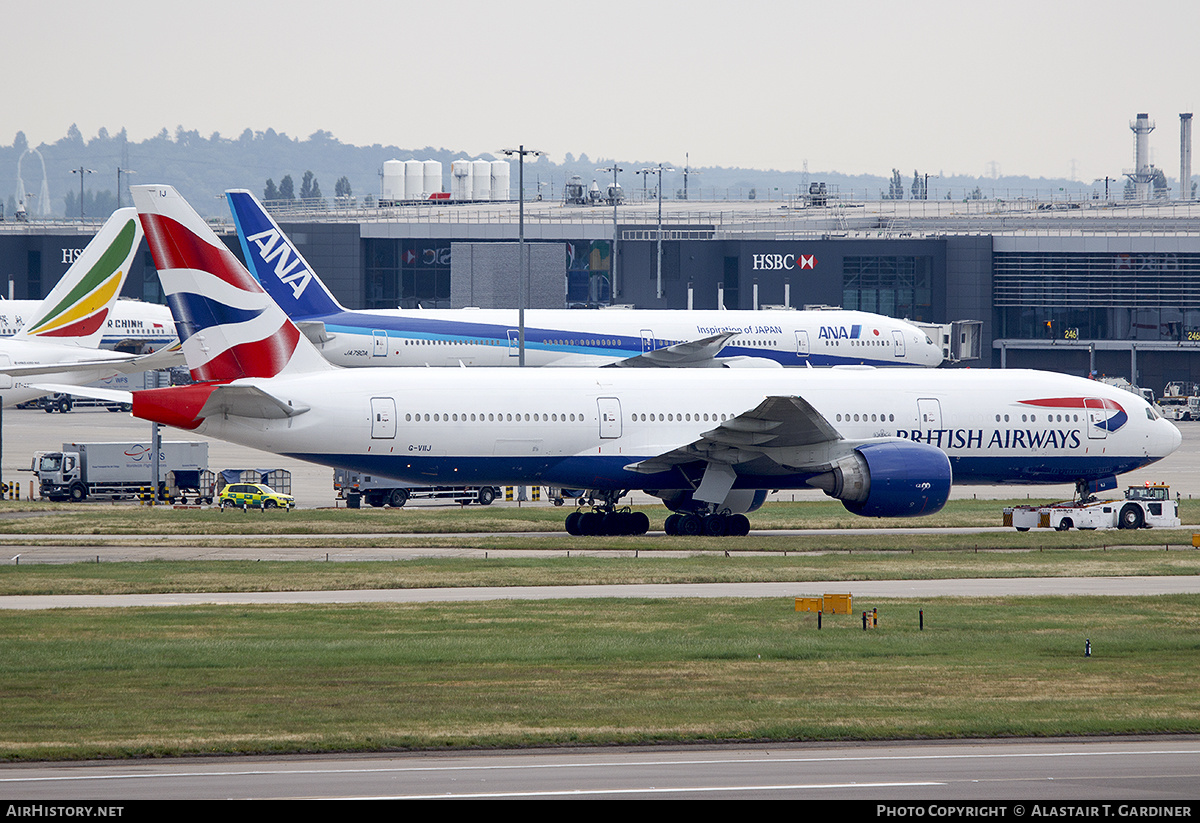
xmin=197 ymin=385 xmax=310 ymax=420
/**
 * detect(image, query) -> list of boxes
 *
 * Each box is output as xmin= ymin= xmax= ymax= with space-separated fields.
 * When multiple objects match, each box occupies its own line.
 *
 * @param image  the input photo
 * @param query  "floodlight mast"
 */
xmin=597 ymin=164 xmax=623 ymax=299
xmin=499 ymin=146 xmax=543 ymax=365
xmin=638 ymin=165 xmax=673 ymax=299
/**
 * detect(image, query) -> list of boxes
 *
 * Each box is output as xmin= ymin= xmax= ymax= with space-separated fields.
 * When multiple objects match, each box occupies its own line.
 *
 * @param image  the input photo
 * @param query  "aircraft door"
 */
xmin=597 ymin=397 xmax=622 ymax=438
xmin=370 ymin=397 xmax=397 ymax=439
xmin=507 ymin=329 xmax=520 ymax=357
xmin=641 ymin=330 xmax=655 ymax=353
xmin=795 ymin=330 xmax=810 ymax=358
xmin=0 ymin=355 xmax=10 ymax=389
xmin=1085 ymin=397 xmax=1109 ymax=440
xmin=917 ymin=398 xmax=941 ymax=429
xmin=892 ymin=329 xmax=906 ymax=358
xmin=373 ymin=330 xmax=388 ymax=357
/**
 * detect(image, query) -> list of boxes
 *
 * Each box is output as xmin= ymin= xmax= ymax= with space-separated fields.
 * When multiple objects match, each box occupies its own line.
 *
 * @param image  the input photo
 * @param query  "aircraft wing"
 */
xmin=0 ymin=354 xmax=138 ymax=377
xmin=626 ymin=394 xmax=843 ymax=475
xmin=108 ymin=344 xmax=186 ymax=374
xmin=604 ymin=332 xmax=738 ymax=368
xmin=197 ymin=385 xmax=311 ymax=420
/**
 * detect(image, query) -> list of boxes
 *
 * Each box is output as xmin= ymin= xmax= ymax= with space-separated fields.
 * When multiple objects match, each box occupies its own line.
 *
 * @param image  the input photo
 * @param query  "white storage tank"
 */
xmin=491 ymin=159 xmax=511 ymax=201
xmin=471 ymin=160 xmax=492 ymax=201
xmin=423 ymin=160 xmax=443 ymax=198
xmin=404 ymin=159 xmax=425 ymax=200
xmin=451 ymin=160 xmax=474 ymax=200
xmin=381 ymin=159 xmax=405 ymax=202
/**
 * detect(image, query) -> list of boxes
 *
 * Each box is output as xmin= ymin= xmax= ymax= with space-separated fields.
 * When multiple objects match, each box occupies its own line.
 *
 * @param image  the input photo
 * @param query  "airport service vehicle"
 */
xmin=84 ymin=185 xmax=1180 ymax=540
xmin=225 ymin=189 xmax=944 ymax=370
xmin=333 ymin=468 xmax=498 ymax=508
xmin=32 ymin=441 xmax=208 ymax=502
xmin=218 ymin=482 xmax=295 ymax=510
xmin=1004 ymin=484 xmax=1180 ymax=531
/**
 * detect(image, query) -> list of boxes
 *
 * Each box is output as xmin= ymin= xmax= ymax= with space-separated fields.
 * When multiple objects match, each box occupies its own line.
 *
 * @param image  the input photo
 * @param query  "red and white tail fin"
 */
xmin=130 ymin=185 xmax=333 ymax=382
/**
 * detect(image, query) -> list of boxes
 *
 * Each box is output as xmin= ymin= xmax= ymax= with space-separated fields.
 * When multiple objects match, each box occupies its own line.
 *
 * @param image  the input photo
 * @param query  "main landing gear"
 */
xmin=564 ymin=490 xmax=650 ymax=536
xmin=663 ymin=510 xmax=750 ymax=537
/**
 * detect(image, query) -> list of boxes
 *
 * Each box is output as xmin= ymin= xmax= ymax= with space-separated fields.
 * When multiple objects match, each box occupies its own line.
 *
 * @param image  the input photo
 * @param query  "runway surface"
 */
xmin=2 ymin=737 xmax=1197 ymax=800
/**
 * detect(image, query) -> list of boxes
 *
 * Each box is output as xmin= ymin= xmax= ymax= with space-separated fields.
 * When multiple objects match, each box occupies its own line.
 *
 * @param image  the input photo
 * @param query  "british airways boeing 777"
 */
xmin=96 ymin=185 xmax=1180 ymax=537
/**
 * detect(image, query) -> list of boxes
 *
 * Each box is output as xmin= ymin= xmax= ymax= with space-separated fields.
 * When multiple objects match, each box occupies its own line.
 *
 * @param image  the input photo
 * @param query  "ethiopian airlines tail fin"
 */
xmin=130 ymin=185 xmax=335 ymax=383
xmin=225 ymin=189 xmax=344 ymax=320
xmin=14 ymin=208 xmax=142 ymax=348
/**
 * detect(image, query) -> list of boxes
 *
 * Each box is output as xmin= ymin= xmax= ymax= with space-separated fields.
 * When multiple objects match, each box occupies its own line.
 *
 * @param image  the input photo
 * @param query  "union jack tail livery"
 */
xmin=16 ymin=208 xmax=141 ymax=347
xmin=130 ymin=185 xmax=333 ymax=383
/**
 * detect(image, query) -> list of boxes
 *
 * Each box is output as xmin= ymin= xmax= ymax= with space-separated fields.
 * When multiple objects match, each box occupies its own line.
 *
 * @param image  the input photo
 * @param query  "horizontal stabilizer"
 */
xmin=197 ymin=384 xmax=311 ymax=420
xmin=30 ymin=383 xmax=132 ymax=404
xmin=296 ymin=320 xmax=336 ymax=345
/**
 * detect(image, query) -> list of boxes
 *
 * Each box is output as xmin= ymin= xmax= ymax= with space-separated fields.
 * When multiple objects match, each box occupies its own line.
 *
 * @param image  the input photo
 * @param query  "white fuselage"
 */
xmin=0 ymin=300 xmax=176 ymax=350
xmin=168 ymin=367 xmax=1180 ymax=493
xmin=0 ymin=338 xmax=137 ymax=406
xmin=300 ymin=308 xmax=944 ymax=368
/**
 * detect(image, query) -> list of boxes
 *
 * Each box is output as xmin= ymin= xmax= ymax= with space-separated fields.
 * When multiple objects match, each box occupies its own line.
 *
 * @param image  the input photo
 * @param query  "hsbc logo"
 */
xmin=751 ymin=252 xmax=817 ymax=271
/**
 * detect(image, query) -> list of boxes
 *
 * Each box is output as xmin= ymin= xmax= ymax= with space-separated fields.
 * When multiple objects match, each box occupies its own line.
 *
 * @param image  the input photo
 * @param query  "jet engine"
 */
xmin=807 ymin=440 xmax=951 ymax=518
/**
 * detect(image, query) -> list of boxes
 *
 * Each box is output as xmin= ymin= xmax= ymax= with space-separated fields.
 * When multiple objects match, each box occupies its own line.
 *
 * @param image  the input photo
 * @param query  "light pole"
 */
xmin=639 ymin=165 xmax=673 ymax=299
xmin=499 ymin=146 xmax=543 ymax=366
xmin=71 ymin=167 xmax=95 ymax=218
xmin=597 ymin=165 xmax=622 ymax=301
xmin=116 ymin=167 xmax=136 ymax=209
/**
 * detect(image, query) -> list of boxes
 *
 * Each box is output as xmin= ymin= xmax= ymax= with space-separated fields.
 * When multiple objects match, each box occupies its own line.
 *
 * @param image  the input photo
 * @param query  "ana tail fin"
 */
xmin=131 ymin=184 xmax=334 ymax=382
xmin=15 ymin=207 xmax=141 ymax=347
xmin=225 ymin=189 xmax=344 ymax=319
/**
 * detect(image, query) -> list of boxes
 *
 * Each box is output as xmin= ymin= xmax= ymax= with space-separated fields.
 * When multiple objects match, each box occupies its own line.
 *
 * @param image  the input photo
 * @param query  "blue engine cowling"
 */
xmin=816 ymin=440 xmax=952 ymax=518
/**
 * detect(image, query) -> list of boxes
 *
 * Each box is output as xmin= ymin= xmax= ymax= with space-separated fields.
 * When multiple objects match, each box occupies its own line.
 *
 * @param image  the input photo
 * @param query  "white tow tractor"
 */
xmin=1004 ymin=483 xmax=1180 ymax=531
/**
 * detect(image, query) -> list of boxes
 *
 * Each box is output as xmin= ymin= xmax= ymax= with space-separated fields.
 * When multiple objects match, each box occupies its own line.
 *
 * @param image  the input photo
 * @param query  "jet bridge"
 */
xmin=914 ymin=320 xmax=982 ymax=364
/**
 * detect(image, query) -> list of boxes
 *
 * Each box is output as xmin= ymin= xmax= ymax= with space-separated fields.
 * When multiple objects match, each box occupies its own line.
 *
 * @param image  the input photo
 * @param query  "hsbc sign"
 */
xmin=751 ymin=252 xmax=818 ymax=271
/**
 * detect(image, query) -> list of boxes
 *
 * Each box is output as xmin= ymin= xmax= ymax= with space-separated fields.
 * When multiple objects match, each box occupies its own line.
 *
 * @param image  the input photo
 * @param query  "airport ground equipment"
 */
xmin=31 ymin=441 xmax=208 ymax=502
xmin=1003 ymin=483 xmax=1180 ymax=531
xmin=333 ymin=468 xmax=499 ymax=508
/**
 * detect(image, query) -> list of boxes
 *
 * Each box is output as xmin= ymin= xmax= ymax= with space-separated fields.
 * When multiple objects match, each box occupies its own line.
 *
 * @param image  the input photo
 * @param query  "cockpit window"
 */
xmin=1146 ymin=405 xmax=1159 ymax=420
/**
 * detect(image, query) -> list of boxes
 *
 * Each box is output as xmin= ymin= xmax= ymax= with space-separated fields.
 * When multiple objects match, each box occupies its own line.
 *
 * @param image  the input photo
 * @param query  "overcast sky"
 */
xmin=12 ymin=0 xmax=1200 ymax=181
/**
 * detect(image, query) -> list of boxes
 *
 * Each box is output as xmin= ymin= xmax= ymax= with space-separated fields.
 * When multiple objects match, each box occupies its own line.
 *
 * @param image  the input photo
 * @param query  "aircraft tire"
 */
xmin=727 ymin=514 xmax=751 ymax=536
xmin=678 ymin=514 xmax=703 ymax=536
xmin=629 ymin=511 xmax=650 ymax=535
xmin=663 ymin=513 xmax=681 ymax=535
xmin=565 ymin=511 xmax=583 ymax=535
xmin=703 ymin=514 xmax=727 ymax=536
xmin=579 ymin=512 xmax=604 ymax=536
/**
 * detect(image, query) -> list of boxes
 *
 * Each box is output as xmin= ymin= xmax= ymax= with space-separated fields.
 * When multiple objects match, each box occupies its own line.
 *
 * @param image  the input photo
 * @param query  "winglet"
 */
xmin=131 ymin=185 xmax=334 ymax=383
xmin=226 ymin=189 xmax=344 ymax=319
xmin=16 ymin=208 xmax=142 ymax=348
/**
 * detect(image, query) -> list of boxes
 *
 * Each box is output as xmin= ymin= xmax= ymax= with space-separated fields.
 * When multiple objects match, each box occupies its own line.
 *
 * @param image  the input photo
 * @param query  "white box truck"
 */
xmin=32 ymin=441 xmax=209 ymax=502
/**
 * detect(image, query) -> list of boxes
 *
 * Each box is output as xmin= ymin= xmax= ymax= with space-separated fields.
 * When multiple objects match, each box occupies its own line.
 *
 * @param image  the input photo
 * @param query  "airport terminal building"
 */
xmin=3 ymin=196 xmax=1200 ymax=395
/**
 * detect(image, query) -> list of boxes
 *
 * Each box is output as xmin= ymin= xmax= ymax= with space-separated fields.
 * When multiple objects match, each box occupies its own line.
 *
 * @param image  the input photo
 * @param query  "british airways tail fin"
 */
xmin=15 ymin=207 xmax=141 ymax=347
xmin=225 ymin=189 xmax=344 ymax=319
xmin=130 ymin=185 xmax=334 ymax=383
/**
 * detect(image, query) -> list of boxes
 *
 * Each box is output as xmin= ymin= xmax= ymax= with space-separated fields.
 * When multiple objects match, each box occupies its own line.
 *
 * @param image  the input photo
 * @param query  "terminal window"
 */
xmin=842 ymin=256 xmax=932 ymax=321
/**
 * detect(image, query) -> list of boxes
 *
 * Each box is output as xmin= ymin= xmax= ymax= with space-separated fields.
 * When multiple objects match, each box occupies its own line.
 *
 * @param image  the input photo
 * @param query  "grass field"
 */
xmin=2 ymin=498 xmax=1197 ymax=761
xmin=1 ymin=595 xmax=1196 ymax=760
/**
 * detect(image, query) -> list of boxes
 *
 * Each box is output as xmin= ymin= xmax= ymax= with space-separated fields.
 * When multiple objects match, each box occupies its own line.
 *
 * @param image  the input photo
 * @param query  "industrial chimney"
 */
xmin=1126 ymin=113 xmax=1156 ymax=200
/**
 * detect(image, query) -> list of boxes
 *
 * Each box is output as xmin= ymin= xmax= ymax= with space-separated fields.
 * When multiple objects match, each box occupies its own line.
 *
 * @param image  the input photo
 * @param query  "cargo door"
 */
xmin=371 ymin=397 xmax=396 ymax=439
xmin=597 ymin=397 xmax=622 ymax=439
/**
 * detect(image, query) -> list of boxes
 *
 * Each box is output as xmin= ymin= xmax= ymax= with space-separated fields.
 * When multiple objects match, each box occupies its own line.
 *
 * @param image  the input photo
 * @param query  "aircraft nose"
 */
xmin=1165 ymin=419 xmax=1183 ymax=454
